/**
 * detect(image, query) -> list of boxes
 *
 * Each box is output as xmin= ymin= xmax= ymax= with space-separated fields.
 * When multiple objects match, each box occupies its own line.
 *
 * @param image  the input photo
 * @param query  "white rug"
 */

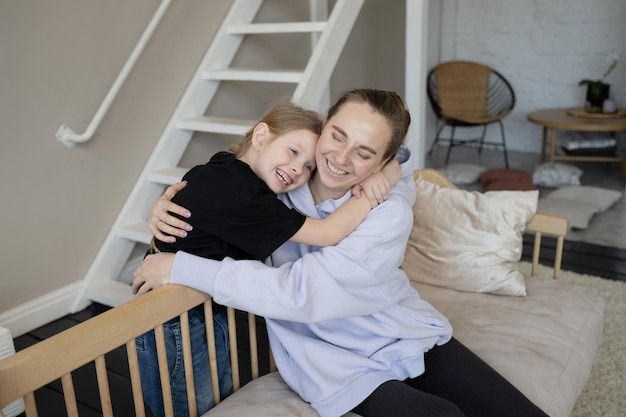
xmin=519 ymin=262 xmax=626 ymax=417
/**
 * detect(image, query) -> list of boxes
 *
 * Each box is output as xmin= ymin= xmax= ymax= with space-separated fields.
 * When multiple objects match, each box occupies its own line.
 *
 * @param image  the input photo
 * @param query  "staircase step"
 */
xmin=228 ymin=21 xmax=326 ymax=34
xmin=177 ymin=116 xmax=255 ymax=135
xmin=202 ymin=68 xmax=303 ymax=83
xmin=119 ymin=222 xmax=152 ymax=244
xmin=148 ymin=167 xmax=189 ymax=185
xmin=86 ymin=280 xmax=134 ymax=307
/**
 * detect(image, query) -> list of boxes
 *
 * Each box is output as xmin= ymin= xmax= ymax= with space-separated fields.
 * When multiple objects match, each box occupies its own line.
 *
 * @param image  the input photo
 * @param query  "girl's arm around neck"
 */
xmin=289 ymin=194 xmax=371 ymax=246
xmin=289 ymin=162 xmax=400 ymax=246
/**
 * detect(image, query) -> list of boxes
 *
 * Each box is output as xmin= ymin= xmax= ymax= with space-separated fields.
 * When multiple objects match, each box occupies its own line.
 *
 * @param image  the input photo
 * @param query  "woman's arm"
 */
xmin=134 ymin=199 xmax=411 ymax=319
xmin=186 ymin=199 xmax=412 ymax=321
xmin=133 ymin=162 xmax=417 ymax=321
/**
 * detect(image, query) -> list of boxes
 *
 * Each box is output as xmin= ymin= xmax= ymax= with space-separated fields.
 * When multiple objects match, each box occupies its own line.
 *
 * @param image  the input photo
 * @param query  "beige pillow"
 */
xmin=402 ymin=177 xmax=538 ymax=296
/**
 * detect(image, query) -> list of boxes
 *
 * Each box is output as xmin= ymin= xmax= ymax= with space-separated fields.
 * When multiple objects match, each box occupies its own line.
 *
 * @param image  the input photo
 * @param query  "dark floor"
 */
xmin=12 ymin=236 xmax=626 ymax=416
xmin=521 ymin=234 xmax=626 ymax=281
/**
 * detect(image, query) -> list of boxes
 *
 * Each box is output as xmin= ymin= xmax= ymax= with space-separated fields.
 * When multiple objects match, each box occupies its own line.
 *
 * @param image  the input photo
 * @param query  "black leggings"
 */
xmin=352 ymin=338 xmax=548 ymax=417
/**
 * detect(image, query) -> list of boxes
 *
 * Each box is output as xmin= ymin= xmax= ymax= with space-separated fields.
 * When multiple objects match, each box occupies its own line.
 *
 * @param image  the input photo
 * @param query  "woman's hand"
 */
xmin=132 ymin=253 xmax=176 ymax=296
xmin=150 ymin=182 xmax=193 ymax=243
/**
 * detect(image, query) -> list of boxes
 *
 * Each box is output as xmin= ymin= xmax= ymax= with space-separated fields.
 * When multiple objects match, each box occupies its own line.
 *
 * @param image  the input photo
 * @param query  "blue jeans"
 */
xmin=136 ymin=306 xmax=232 ymax=417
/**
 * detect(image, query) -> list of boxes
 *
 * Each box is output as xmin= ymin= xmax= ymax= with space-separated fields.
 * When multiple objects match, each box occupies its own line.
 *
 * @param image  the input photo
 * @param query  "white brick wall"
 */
xmin=447 ymin=0 xmax=626 ymax=153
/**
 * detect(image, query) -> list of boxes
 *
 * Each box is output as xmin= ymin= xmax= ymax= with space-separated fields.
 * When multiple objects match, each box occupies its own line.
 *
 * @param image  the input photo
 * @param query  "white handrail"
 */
xmin=56 ymin=0 xmax=172 ymax=148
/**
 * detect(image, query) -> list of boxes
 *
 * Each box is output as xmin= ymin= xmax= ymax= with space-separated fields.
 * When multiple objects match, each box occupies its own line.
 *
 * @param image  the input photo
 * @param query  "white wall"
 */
xmin=434 ymin=0 xmax=626 ymax=154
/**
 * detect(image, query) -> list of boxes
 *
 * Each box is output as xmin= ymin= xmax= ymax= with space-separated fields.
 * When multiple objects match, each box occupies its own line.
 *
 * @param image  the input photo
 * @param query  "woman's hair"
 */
xmin=326 ymin=89 xmax=411 ymax=163
xmin=229 ymin=101 xmax=323 ymax=157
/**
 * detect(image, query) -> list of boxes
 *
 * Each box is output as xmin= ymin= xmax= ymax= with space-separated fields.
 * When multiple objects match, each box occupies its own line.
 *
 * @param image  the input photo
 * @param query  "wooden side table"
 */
xmin=527 ymin=108 xmax=626 ymax=179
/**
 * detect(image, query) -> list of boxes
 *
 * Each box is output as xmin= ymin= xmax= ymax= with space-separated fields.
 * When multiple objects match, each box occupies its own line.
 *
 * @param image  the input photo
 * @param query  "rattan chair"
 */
xmin=426 ymin=61 xmax=515 ymax=167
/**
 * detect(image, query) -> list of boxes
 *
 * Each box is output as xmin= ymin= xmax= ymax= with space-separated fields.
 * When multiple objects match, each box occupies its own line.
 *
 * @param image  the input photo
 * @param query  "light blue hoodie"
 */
xmin=170 ymin=148 xmax=453 ymax=417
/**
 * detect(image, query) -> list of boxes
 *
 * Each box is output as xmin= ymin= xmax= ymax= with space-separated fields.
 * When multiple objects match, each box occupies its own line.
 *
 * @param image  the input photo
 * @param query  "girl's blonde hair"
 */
xmin=229 ymin=101 xmax=323 ymax=157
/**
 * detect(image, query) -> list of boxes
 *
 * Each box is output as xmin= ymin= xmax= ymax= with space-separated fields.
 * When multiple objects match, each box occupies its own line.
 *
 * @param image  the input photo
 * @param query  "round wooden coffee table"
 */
xmin=527 ymin=108 xmax=626 ymax=180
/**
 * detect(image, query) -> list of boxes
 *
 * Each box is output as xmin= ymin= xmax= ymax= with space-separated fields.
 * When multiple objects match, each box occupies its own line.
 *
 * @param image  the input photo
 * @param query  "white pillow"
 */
xmin=532 ymin=163 xmax=582 ymax=188
xmin=438 ymin=163 xmax=487 ymax=185
xmin=547 ymin=185 xmax=622 ymax=212
xmin=536 ymin=198 xmax=598 ymax=229
xmin=401 ymin=177 xmax=538 ymax=296
xmin=537 ymin=185 xmax=622 ymax=230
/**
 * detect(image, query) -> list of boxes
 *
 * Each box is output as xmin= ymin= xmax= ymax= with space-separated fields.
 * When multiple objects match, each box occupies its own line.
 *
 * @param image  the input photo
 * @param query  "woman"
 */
xmin=136 ymin=101 xmax=397 ymax=417
xmin=133 ymin=89 xmax=548 ymax=417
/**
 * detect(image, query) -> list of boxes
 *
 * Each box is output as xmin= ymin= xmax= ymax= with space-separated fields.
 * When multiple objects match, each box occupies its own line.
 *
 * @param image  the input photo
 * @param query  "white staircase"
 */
xmin=72 ymin=0 xmax=364 ymax=310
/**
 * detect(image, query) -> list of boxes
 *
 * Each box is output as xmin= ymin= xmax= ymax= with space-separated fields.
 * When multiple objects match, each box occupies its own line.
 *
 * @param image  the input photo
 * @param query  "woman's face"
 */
xmin=312 ymin=101 xmax=392 ymax=200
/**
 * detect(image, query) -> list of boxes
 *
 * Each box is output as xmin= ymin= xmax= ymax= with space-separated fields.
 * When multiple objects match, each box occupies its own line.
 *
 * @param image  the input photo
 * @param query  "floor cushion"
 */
xmin=538 ymin=185 xmax=623 ymax=229
xmin=532 ymin=163 xmax=582 ymax=188
xmin=480 ymin=168 xmax=537 ymax=191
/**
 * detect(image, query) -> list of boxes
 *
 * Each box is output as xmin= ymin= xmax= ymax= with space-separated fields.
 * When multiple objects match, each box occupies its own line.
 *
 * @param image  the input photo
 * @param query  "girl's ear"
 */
xmin=251 ymin=122 xmax=269 ymax=150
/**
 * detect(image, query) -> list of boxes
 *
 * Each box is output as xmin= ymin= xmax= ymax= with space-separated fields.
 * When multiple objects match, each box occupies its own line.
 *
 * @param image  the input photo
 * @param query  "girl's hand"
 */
xmin=150 ymin=182 xmax=192 ymax=243
xmin=353 ymin=172 xmax=390 ymax=208
xmin=132 ymin=253 xmax=176 ymax=296
xmin=352 ymin=160 xmax=401 ymax=208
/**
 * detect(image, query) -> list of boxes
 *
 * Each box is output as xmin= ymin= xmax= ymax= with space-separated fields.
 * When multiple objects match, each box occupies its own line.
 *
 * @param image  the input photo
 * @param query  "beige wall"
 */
xmin=0 ymin=0 xmax=232 ymax=314
xmin=0 ymin=1 xmax=406 ymax=328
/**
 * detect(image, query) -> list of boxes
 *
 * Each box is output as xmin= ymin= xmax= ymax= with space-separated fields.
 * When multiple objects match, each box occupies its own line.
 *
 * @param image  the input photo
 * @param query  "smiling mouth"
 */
xmin=326 ymin=159 xmax=347 ymax=175
xmin=276 ymin=169 xmax=292 ymax=185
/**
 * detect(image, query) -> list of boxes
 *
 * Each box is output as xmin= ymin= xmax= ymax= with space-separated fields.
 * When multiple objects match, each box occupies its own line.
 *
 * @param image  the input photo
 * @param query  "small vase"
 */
xmin=603 ymin=98 xmax=617 ymax=113
xmin=585 ymin=82 xmax=610 ymax=112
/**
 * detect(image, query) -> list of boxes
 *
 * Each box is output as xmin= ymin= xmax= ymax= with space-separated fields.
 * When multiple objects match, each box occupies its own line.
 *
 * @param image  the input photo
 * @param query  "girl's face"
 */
xmin=251 ymin=126 xmax=318 ymax=194
xmin=312 ymin=101 xmax=392 ymax=200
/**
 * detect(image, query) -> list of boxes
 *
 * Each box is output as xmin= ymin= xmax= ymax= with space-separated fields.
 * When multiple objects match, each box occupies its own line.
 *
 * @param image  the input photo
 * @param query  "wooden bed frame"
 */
xmin=0 ymin=169 xmax=568 ymax=417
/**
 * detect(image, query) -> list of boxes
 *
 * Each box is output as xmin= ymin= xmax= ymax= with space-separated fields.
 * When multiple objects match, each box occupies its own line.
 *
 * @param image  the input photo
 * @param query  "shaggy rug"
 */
xmin=519 ymin=262 xmax=626 ymax=417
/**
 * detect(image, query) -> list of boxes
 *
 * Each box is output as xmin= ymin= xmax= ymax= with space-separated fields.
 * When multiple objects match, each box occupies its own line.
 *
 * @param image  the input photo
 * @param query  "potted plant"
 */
xmin=579 ymin=53 xmax=620 ymax=112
